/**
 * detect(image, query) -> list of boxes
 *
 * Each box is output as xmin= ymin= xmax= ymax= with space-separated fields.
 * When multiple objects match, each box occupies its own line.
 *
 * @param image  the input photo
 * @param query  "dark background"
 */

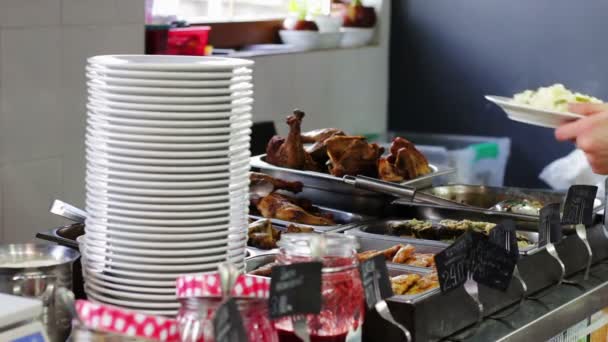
xmin=388 ymin=0 xmax=608 ymax=187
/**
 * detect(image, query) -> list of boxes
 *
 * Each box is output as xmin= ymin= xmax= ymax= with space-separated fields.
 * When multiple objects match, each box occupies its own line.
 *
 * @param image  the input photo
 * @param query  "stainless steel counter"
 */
xmin=453 ymin=262 xmax=608 ymax=342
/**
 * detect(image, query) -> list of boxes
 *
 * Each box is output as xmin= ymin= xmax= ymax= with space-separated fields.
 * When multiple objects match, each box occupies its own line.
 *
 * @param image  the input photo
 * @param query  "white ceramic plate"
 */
xmin=87 ymin=64 xmax=251 ymax=79
xmin=90 ymin=90 xmax=253 ymax=105
xmin=85 ymin=201 xmax=232 ymax=220
xmin=85 ymin=170 xmax=243 ymax=189
xmin=87 ymin=103 xmax=252 ymax=120
xmin=84 ymin=232 xmax=230 ymax=250
xmin=88 ymin=74 xmax=252 ymax=88
xmin=86 ymin=125 xmax=251 ymax=143
xmin=88 ymin=96 xmax=253 ymax=112
xmin=86 ymin=281 xmax=177 ymax=302
xmin=88 ymin=81 xmax=253 ymax=97
xmin=85 ymin=276 xmax=176 ymax=294
xmin=85 ymin=206 xmax=231 ymax=226
xmin=85 ymin=134 xmax=249 ymax=152
xmin=84 ymin=215 xmax=233 ymax=233
xmin=84 ymin=269 xmax=177 ymax=288
xmin=83 ymin=223 xmax=230 ymax=241
xmin=85 ymin=252 xmax=225 ymax=273
xmin=84 ymin=289 xmax=180 ymax=309
xmin=83 ymin=196 xmax=231 ymax=213
xmin=86 ymin=175 xmax=248 ymax=196
xmin=86 ymin=149 xmax=231 ymax=166
xmin=485 ymin=95 xmax=584 ymax=128
xmin=87 ymin=113 xmax=232 ymax=128
xmin=85 ymin=157 xmax=249 ymax=174
xmin=83 ymin=246 xmax=228 ymax=265
xmin=88 ymin=55 xmax=253 ymax=71
xmin=85 ymin=261 xmax=217 ymax=279
xmin=85 ymin=161 xmax=247 ymax=181
xmin=87 ymin=116 xmax=252 ymax=135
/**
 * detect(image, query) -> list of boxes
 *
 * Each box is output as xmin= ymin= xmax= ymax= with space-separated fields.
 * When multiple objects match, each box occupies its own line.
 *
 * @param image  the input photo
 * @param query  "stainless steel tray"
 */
xmin=249 ymin=205 xmax=370 ymax=232
xmin=251 ymin=154 xmax=454 ymax=215
xmin=420 ymin=184 xmax=603 ymax=224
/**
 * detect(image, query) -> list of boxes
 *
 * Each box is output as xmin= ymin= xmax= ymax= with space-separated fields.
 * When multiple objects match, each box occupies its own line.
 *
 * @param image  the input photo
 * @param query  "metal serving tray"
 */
xmin=420 ymin=184 xmax=603 ymax=225
xmin=251 ymin=154 xmax=453 ymax=215
xmin=249 ymin=206 xmax=370 ymax=232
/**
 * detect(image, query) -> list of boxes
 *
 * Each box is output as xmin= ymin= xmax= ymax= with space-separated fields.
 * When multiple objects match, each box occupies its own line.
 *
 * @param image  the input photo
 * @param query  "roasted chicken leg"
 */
xmin=325 ymin=135 xmax=384 ymax=177
xmin=256 ymin=193 xmax=335 ymax=226
xmin=250 ymin=172 xmax=303 ymax=194
xmin=266 ymin=110 xmax=321 ymax=171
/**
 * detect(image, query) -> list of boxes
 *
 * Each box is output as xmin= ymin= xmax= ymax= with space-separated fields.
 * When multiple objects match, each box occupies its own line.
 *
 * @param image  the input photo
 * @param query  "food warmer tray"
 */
xmin=249 ymin=206 xmax=371 ymax=232
xmin=251 ymin=154 xmax=454 ymax=215
xmin=417 ymin=184 xmax=603 ymax=228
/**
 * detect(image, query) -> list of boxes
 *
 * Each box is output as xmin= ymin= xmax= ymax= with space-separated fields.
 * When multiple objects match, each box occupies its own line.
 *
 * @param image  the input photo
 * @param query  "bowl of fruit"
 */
xmin=339 ymin=0 xmax=377 ymax=48
xmin=279 ymin=15 xmax=321 ymax=50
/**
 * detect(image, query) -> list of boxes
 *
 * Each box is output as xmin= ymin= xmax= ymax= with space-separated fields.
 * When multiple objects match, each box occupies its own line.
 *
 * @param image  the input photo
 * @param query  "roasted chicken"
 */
xmin=256 ymin=193 xmax=335 ymax=226
xmin=250 ymin=172 xmax=303 ymax=194
xmin=247 ymin=219 xmax=281 ymax=249
xmin=301 ymin=128 xmax=346 ymax=165
xmin=356 ymin=244 xmax=435 ymax=267
xmin=325 ymin=135 xmax=384 ymax=177
xmin=378 ymin=137 xmax=432 ymax=182
xmin=266 ymin=110 xmax=321 ymax=172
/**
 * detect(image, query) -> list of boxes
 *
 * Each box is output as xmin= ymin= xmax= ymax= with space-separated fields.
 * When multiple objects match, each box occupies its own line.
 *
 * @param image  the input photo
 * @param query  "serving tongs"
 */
xmin=343 ymin=175 xmax=471 ymax=208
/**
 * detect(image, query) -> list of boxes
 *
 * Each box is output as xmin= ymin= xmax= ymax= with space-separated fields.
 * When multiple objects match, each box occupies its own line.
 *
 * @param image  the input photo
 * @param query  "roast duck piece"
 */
xmin=266 ymin=110 xmax=321 ymax=172
xmin=256 ymin=193 xmax=335 ymax=226
xmin=250 ymin=172 xmax=303 ymax=194
xmin=357 ymin=243 xmax=435 ymax=267
xmin=378 ymin=137 xmax=432 ymax=182
xmin=265 ymin=109 xmax=431 ymax=181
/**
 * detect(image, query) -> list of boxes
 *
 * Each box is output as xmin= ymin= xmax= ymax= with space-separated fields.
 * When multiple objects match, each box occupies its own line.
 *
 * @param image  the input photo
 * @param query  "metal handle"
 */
xmin=489 ymin=266 xmax=528 ymax=320
xmin=529 ymin=243 xmax=566 ymax=300
xmin=575 ymin=224 xmax=593 ymax=281
xmin=343 ymin=175 xmax=416 ymax=200
xmin=49 ymin=199 xmax=87 ymax=223
xmin=12 ymin=272 xmax=55 ymax=297
xmin=374 ymin=300 xmax=412 ymax=342
xmin=454 ymin=277 xmax=484 ymax=340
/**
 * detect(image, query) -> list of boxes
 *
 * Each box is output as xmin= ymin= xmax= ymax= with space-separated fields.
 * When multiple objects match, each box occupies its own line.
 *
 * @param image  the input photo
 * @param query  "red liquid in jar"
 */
xmin=277 ymin=330 xmax=348 ymax=342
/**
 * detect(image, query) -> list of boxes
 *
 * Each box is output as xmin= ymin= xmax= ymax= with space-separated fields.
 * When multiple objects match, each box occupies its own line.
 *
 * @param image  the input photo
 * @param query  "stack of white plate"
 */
xmin=80 ymin=55 xmax=254 ymax=315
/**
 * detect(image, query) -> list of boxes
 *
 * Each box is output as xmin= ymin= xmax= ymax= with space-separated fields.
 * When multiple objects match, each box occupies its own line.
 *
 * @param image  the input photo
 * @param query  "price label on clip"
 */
xmin=268 ymin=262 xmax=322 ymax=319
xmin=359 ymin=254 xmax=393 ymax=309
xmin=562 ymin=185 xmax=598 ymax=226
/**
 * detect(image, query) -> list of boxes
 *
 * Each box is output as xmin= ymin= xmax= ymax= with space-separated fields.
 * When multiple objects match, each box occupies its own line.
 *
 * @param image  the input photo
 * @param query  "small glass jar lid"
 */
xmin=175 ymin=272 xmax=270 ymax=299
xmin=75 ymin=300 xmax=179 ymax=341
xmin=277 ymin=233 xmax=359 ymax=258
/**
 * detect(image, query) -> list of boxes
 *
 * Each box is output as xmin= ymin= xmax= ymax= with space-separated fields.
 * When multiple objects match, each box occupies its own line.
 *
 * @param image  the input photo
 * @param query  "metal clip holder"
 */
xmin=489 ymin=230 xmax=527 ymax=319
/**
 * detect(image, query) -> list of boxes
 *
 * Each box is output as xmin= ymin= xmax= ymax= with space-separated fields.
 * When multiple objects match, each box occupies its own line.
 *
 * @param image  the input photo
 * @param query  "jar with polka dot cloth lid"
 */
xmin=175 ymin=272 xmax=277 ymax=342
xmin=72 ymin=300 xmax=180 ymax=342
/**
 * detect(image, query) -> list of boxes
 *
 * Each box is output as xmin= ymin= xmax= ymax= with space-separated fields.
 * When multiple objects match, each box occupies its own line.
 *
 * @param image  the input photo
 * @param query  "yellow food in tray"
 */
xmin=391 ymin=272 xmax=439 ymax=296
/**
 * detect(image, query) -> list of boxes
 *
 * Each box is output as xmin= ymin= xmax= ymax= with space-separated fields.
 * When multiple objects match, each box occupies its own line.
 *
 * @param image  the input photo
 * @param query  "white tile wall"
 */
xmin=0 ymin=0 xmax=62 ymax=28
xmin=0 ymin=0 xmax=144 ymax=243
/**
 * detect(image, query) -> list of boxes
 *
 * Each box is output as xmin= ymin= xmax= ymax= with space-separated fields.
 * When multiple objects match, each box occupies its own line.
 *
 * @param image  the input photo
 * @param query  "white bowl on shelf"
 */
xmin=340 ymin=27 xmax=376 ymax=48
xmin=318 ymin=32 xmax=344 ymax=49
xmin=279 ymin=30 xmax=321 ymax=50
xmin=312 ymin=15 xmax=343 ymax=33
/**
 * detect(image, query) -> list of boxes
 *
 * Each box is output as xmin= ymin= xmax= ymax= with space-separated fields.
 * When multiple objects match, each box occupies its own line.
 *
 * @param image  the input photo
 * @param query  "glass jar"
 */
xmin=274 ymin=233 xmax=365 ymax=342
xmin=177 ymin=297 xmax=277 ymax=342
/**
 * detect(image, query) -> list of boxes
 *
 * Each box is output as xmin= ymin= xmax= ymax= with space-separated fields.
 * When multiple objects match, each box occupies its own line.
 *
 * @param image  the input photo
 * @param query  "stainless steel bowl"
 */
xmin=0 ymin=244 xmax=80 ymax=342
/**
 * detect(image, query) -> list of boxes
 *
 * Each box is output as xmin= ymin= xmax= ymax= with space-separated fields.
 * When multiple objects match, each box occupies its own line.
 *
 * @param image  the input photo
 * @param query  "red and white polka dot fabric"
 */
xmin=75 ymin=300 xmax=180 ymax=341
xmin=175 ymin=272 xmax=270 ymax=299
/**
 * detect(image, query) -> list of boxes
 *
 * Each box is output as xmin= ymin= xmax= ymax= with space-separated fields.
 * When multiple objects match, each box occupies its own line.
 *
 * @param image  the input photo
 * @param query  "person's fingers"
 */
xmin=555 ymin=112 xmax=608 ymax=141
xmin=584 ymin=152 xmax=608 ymax=174
xmin=568 ymin=102 xmax=608 ymax=115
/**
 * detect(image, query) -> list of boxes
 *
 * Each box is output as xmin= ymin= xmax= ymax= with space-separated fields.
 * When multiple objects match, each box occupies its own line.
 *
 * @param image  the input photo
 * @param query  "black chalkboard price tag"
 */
xmin=213 ymin=297 xmax=247 ymax=342
xmin=539 ymin=203 xmax=562 ymax=246
xmin=435 ymin=231 xmax=476 ymax=293
xmin=472 ymin=238 xmax=518 ymax=291
xmin=268 ymin=262 xmax=322 ymax=319
xmin=359 ymin=254 xmax=393 ymax=309
xmin=489 ymin=220 xmax=519 ymax=256
xmin=562 ymin=185 xmax=598 ymax=226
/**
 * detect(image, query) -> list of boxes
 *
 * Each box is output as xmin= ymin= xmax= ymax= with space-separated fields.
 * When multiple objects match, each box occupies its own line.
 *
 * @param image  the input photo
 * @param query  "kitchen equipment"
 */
xmin=49 ymin=199 xmax=87 ymax=223
xmin=251 ymin=154 xmax=453 ymax=215
xmin=0 ymin=244 xmax=80 ymax=342
xmin=0 ymin=294 xmax=49 ymax=342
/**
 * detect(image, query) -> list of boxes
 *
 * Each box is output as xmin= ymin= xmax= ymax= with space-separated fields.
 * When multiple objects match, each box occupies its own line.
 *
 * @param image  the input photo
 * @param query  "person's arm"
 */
xmin=555 ymin=103 xmax=608 ymax=174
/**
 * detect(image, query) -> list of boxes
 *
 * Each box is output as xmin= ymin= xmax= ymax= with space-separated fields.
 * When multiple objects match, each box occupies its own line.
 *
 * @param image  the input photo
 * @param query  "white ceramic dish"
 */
xmin=86 ymin=149 xmax=232 ymax=166
xmin=485 ymin=95 xmax=584 ymax=128
xmin=86 ymin=113 xmax=234 ymax=128
xmin=84 ymin=135 xmax=239 ymax=152
xmin=84 ymin=270 xmax=177 ymax=288
xmin=88 ymin=81 xmax=253 ymax=96
xmin=85 ymin=277 xmax=176 ymax=294
xmin=85 ymin=156 xmax=248 ymax=174
xmin=82 ymin=237 xmax=240 ymax=258
xmin=90 ymin=90 xmax=253 ymax=105
xmin=88 ymin=55 xmax=254 ymax=71
xmin=279 ymin=30 xmax=320 ymax=50
xmin=89 ymin=96 xmax=254 ymax=114
xmin=340 ymin=27 xmax=375 ymax=47
xmin=85 ymin=252 xmax=224 ymax=273
xmin=86 ymin=180 xmax=246 ymax=199
xmin=85 ymin=289 xmax=180 ymax=309
xmin=85 ymin=170 xmax=242 ymax=189
xmin=86 ymin=126 xmax=251 ymax=143
xmin=85 ymin=161 xmax=247 ymax=181
xmin=86 ymin=138 xmax=249 ymax=159
xmin=84 ymin=215 xmax=233 ymax=233
xmin=84 ymin=232 xmax=230 ymax=250
xmin=85 ymin=184 xmax=233 ymax=203
xmin=88 ymin=74 xmax=252 ymax=88
xmin=83 ymin=196 xmax=231 ymax=212
xmin=87 ymin=116 xmax=252 ymax=135
xmin=83 ymin=223 xmax=230 ymax=241
xmin=85 ymin=279 xmax=177 ymax=300
xmin=86 ymin=201 xmax=232 ymax=220
xmin=87 ymin=103 xmax=252 ymax=120
xmin=83 ymin=246 xmax=228 ymax=265
xmin=87 ymin=64 xmax=251 ymax=79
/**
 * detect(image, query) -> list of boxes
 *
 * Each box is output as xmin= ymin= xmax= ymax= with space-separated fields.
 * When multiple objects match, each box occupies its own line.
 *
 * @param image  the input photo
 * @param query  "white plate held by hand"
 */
xmin=485 ymin=95 xmax=584 ymax=128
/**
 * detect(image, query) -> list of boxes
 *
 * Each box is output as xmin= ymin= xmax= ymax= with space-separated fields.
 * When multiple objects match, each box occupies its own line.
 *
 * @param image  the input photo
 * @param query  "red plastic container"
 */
xmin=166 ymin=26 xmax=211 ymax=56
